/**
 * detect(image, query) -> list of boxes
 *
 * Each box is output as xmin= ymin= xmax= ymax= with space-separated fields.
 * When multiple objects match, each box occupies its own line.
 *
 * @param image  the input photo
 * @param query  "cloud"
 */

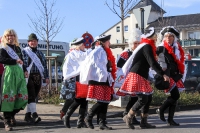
xmin=161 ymin=0 xmax=200 ymax=8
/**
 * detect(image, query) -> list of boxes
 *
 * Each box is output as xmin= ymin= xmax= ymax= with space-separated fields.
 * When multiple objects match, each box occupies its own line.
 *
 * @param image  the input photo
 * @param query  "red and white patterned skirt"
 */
xmin=164 ymin=78 xmax=185 ymax=93
xmin=75 ymin=82 xmax=88 ymax=98
xmin=87 ymin=85 xmax=113 ymax=103
xmin=117 ymin=72 xmax=153 ymax=95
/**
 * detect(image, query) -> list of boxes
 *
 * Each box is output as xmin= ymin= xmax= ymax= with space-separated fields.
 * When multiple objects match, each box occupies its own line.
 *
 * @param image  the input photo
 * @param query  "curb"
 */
xmin=107 ymin=104 xmax=200 ymax=118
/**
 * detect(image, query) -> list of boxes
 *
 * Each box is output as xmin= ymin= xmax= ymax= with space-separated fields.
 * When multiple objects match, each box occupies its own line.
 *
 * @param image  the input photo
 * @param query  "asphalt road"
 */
xmin=0 ymin=109 xmax=200 ymax=133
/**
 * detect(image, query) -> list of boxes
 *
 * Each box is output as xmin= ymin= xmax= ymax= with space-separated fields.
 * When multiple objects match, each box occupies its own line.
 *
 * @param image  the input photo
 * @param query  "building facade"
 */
xmin=102 ymin=0 xmax=200 ymax=58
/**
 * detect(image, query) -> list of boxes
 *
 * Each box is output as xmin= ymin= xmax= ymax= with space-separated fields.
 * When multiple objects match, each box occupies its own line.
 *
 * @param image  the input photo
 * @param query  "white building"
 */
xmin=102 ymin=0 xmax=200 ymax=58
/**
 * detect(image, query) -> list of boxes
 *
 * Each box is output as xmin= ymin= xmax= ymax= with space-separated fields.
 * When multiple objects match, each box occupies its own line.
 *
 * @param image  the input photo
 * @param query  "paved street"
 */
xmin=0 ymin=103 xmax=200 ymax=133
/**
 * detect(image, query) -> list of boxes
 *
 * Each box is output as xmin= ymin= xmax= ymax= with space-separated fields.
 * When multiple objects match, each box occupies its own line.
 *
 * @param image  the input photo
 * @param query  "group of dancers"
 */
xmin=61 ymin=25 xmax=185 ymax=130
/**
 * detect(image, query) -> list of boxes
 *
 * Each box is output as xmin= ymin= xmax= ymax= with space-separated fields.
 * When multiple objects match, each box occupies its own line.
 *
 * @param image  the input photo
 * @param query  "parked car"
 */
xmin=184 ymin=60 xmax=200 ymax=93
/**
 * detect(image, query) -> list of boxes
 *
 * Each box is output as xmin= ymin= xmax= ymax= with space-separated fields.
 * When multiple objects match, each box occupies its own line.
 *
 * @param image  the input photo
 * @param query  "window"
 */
xmin=125 ymin=39 xmax=128 ymax=43
xmin=124 ymin=25 xmax=128 ymax=32
xmin=188 ymin=31 xmax=200 ymax=39
xmin=135 ymin=24 xmax=138 ymax=28
xmin=116 ymin=39 xmax=121 ymax=44
xmin=116 ymin=26 xmax=120 ymax=32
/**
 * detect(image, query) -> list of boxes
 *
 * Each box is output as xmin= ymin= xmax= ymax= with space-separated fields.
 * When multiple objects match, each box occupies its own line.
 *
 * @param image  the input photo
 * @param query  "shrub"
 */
xmin=152 ymin=85 xmax=200 ymax=106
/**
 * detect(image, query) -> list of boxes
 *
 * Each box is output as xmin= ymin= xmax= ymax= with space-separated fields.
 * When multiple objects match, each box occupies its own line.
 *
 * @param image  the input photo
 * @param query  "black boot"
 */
xmin=140 ymin=113 xmax=156 ymax=129
xmin=97 ymin=113 xmax=100 ymax=124
xmin=77 ymin=108 xmax=88 ymax=128
xmin=167 ymin=102 xmax=180 ymax=126
xmin=85 ymin=109 xmax=95 ymax=129
xmin=99 ymin=113 xmax=112 ymax=130
xmin=156 ymin=97 xmax=175 ymax=122
xmin=32 ymin=112 xmax=41 ymax=124
xmin=24 ymin=112 xmax=33 ymax=123
xmin=132 ymin=116 xmax=140 ymax=125
xmin=4 ymin=118 xmax=13 ymax=131
xmin=63 ymin=107 xmax=77 ymax=128
xmin=60 ymin=99 xmax=73 ymax=119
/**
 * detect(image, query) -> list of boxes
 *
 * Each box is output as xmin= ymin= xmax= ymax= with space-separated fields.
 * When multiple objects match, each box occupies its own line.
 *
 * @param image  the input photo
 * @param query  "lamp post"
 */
xmin=140 ymin=8 xmax=145 ymax=33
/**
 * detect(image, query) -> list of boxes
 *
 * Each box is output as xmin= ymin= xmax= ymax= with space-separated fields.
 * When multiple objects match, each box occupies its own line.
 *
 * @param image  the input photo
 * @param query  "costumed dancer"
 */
xmin=156 ymin=26 xmax=185 ymax=126
xmin=0 ymin=29 xmax=28 ymax=131
xmin=80 ymin=34 xmax=117 ymax=130
xmin=22 ymin=33 xmax=49 ymax=124
xmin=62 ymin=37 xmax=92 ymax=128
xmin=118 ymin=27 xmax=169 ymax=129
xmin=116 ymin=28 xmax=142 ymax=125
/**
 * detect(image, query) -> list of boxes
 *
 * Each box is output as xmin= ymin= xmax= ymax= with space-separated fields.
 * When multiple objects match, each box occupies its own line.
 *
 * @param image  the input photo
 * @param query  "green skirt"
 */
xmin=0 ymin=65 xmax=28 ymax=112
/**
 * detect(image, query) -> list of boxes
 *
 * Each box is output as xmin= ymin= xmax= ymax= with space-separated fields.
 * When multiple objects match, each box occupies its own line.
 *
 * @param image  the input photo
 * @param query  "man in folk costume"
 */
xmin=22 ymin=33 xmax=49 ymax=123
xmin=156 ymin=26 xmax=185 ymax=126
xmin=0 ymin=29 xmax=28 ymax=131
xmin=116 ymin=28 xmax=142 ymax=125
xmin=62 ymin=37 xmax=92 ymax=128
xmin=118 ymin=27 xmax=169 ymax=129
xmin=80 ymin=35 xmax=117 ymax=130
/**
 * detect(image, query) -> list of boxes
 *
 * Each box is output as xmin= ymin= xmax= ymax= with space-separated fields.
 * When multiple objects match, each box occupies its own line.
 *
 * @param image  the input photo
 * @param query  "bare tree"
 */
xmin=28 ymin=0 xmax=65 ymax=56
xmin=105 ymin=0 xmax=138 ymax=43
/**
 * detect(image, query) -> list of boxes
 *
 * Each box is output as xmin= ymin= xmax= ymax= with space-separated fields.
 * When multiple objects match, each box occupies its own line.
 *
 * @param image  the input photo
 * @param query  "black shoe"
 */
xmin=156 ymin=109 xmax=166 ymax=122
xmin=168 ymin=119 xmax=180 ymax=126
xmin=132 ymin=116 xmax=140 ymax=125
xmin=99 ymin=124 xmax=112 ymax=130
xmin=24 ymin=112 xmax=34 ymax=123
xmin=63 ymin=115 xmax=71 ymax=128
xmin=77 ymin=121 xmax=88 ymax=128
xmin=32 ymin=112 xmax=41 ymax=124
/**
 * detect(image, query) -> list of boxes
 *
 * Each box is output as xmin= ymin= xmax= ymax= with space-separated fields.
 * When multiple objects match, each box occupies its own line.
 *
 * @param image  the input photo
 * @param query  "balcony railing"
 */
xmin=180 ymin=39 xmax=200 ymax=47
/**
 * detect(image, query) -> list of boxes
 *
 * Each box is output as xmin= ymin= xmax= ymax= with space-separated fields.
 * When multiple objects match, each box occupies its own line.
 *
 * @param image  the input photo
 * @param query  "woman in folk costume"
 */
xmin=116 ymin=28 xmax=141 ymax=125
xmin=62 ymin=37 xmax=92 ymax=128
xmin=118 ymin=27 xmax=169 ymax=129
xmin=80 ymin=34 xmax=117 ymax=130
xmin=22 ymin=33 xmax=49 ymax=124
xmin=156 ymin=26 xmax=185 ymax=126
xmin=0 ymin=29 xmax=28 ymax=131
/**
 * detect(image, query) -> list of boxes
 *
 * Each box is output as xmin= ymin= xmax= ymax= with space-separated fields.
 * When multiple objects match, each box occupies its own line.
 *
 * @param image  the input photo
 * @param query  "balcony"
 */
xmin=180 ymin=39 xmax=200 ymax=47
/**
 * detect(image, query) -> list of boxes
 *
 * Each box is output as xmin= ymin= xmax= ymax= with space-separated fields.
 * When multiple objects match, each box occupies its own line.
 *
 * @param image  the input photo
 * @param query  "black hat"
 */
xmin=154 ymin=74 xmax=170 ymax=90
xmin=71 ymin=37 xmax=84 ymax=45
xmin=98 ymin=34 xmax=111 ymax=42
xmin=141 ymin=27 xmax=155 ymax=38
xmin=28 ymin=33 xmax=38 ymax=41
xmin=160 ymin=26 xmax=179 ymax=38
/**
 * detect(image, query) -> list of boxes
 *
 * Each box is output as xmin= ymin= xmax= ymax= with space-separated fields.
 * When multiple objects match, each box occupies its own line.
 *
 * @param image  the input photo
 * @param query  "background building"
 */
xmin=102 ymin=0 xmax=200 ymax=58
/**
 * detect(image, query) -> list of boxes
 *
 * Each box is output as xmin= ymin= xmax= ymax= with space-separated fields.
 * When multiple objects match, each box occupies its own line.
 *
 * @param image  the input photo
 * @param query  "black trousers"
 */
xmin=3 ymin=109 xmax=20 ymax=120
xmin=68 ymin=98 xmax=88 ymax=113
xmin=132 ymin=94 xmax=152 ymax=114
xmin=91 ymin=102 xmax=109 ymax=115
xmin=170 ymin=86 xmax=180 ymax=101
xmin=62 ymin=99 xmax=74 ymax=113
xmin=27 ymin=73 xmax=42 ymax=103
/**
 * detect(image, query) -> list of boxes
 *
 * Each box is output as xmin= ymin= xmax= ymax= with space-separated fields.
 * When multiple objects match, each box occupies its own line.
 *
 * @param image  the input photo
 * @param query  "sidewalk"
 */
xmin=12 ymin=102 xmax=200 ymax=122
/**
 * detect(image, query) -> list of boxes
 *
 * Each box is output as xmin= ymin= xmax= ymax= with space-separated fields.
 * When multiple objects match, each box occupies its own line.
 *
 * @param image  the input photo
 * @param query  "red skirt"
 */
xmin=87 ymin=85 xmax=113 ymax=103
xmin=75 ymin=82 xmax=88 ymax=98
xmin=117 ymin=72 xmax=153 ymax=95
xmin=164 ymin=78 xmax=185 ymax=93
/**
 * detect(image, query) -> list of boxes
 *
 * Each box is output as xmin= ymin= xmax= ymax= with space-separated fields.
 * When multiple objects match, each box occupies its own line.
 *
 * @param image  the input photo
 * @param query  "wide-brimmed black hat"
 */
xmin=154 ymin=74 xmax=170 ymax=90
xmin=28 ymin=33 xmax=38 ymax=42
xmin=160 ymin=26 xmax=179 ymax=38
xmin=141 ymin=27 xmax=155 ymax=38
xmin=71 ymin=37 xmax=84 ymax=45
xmin=98 ymin=34 xmax=111 ymax=42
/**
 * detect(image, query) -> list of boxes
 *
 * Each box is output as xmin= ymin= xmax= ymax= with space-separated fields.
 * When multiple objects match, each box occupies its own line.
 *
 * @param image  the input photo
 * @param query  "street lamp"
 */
xmin=140 ymin=8 xmax=144 ymax=34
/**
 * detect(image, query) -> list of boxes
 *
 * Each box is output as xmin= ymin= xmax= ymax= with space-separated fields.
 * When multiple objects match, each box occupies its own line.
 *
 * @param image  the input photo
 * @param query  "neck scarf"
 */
xmin=140 ymin=38 xmax=157 ymax=59
xmin=104 ymin=47 xmax=117 ymax=87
